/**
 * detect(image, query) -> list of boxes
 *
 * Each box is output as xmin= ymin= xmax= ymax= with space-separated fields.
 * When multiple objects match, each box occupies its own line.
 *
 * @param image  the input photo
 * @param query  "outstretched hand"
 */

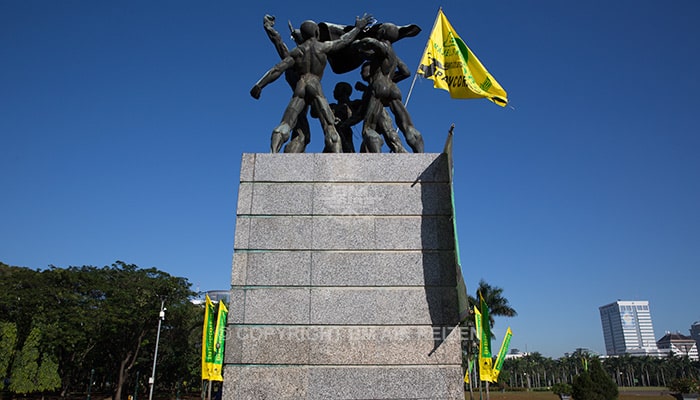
xmin=263 ymin=15 xmax=275 ymax=29
xmin=355 ymin=13 xmax=373 ymax=30
xmin=250 ymin=85 xmax=262 ymax=99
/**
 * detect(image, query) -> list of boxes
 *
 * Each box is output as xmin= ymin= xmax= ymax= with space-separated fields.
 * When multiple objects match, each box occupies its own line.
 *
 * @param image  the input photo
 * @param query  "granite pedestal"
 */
xmin=223 ymin=153 xmax=466 ymax=400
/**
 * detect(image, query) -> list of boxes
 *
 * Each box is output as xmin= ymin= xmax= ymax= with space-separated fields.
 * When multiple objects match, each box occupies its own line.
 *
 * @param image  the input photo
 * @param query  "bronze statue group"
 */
xmin=251 ymin=13 xmax=424 ymax=153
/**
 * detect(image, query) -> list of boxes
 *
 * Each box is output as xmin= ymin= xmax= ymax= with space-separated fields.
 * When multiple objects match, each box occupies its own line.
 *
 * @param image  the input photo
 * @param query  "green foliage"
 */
xmin=572 ymin=358 xmax=618 ymax=400
xmin=36 ymin=353 xmax=61 ymax=392
xmin=668 ymin=377 xmax=699 ymax=393
xmin=9 ymin=326 xmax=41 ymax=394
xmin=0 ymin=321 xmax=18 ymax=380
xmin=6 ymin=324 xmax=61 ymax=394
xmin=552 ymin=382 xmax=572 ymax=395
xmin=468 ymin=279 xmax=517 ymax=329
xmin=0 ymin=260 xmax=197 ymax=396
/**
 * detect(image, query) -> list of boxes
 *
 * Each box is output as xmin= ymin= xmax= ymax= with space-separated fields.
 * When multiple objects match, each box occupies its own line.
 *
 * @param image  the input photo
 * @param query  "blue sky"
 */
xmin=2 ymin=1 xmax=699 ymax=358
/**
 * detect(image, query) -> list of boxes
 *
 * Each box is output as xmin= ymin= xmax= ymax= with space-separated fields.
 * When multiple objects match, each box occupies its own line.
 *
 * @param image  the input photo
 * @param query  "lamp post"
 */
xmin=87 ymin=368 xmax=94 ymax=400
xmin=148 ymin=300 xmax=166 ymax=400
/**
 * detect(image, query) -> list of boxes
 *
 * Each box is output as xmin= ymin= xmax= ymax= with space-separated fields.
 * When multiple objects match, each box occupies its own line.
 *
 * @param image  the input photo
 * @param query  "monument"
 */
xmin=223 ymin=14 xmax=467 ymax=400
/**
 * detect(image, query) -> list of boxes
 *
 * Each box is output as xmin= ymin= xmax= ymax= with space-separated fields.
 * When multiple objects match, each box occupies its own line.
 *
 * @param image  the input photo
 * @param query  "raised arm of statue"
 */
xmin=263 ymin=15 xmax=290 ymax=59
xmin=325 ymin=14 xmax=373 ymax=53
xmin=251 ymin=56 xmax=295 ymax=99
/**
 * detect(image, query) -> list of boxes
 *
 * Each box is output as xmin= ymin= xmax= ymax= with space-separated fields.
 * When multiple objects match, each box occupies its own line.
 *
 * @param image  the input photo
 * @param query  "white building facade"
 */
xmin=657 ymin=332 xmax=699 ymax=361
xmin=599 ymin=300 xmax=661 ymax=356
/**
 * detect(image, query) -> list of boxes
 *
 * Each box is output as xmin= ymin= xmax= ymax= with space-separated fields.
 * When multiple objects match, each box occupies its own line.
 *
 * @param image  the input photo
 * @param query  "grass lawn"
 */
xmin=464 ymin=387 xmax=676 ymax=400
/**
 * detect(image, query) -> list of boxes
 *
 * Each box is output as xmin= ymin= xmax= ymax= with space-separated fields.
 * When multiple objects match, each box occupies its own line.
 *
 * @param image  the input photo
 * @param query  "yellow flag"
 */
xmin=492 ymin=327 xmax=513 ymax=382
xmin=464 ymin=358 xmax=474 ymax=383
xmin=473 ymin=305 xmax=482 ymax=341
xmin=201 ymin=295 xmax=216 ymax=380
xmin=418 ymin=9 xmax=508 ymax=106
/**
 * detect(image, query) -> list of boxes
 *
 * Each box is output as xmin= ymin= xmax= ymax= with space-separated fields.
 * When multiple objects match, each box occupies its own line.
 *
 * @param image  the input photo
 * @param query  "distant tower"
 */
xmin=691 ymin=321 xmax=700 ymax=350
xmin=599 ymin=300 xmax=660 ymax=356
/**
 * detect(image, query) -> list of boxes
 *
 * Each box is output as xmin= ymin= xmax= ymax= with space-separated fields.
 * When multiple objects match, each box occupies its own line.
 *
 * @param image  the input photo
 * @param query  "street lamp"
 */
xmin=148 ymin=300 xmax=166 ymax=400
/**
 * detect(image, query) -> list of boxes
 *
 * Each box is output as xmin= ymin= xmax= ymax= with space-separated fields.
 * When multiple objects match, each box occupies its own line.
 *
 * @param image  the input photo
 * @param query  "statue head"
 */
xmin=300 ymin=20 xmax=320 ymax=41
xmin=333 ymin=82 xmax=352 ymax=100
xmin=377 ymin=23 xmax=399 ymax=42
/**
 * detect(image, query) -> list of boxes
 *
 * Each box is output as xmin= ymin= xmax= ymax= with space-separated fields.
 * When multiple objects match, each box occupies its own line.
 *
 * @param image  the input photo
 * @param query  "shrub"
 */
xmin=552 ymin=383 xmax=572 ymax=395
xmin=668 ymin=377 xmax=699 ymax=393
xmin=571 ymin=358 xmax=618 ymax=400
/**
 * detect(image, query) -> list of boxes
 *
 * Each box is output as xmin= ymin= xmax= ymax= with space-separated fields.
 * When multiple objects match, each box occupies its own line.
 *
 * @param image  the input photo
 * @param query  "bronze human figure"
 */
xmin=251 ymin=14 xmax=372 ymax=153
xmin=262 ymin=15 xmax=312 ymax=153
xmin=355 ymin=62 xmax=407 ymax=153
xmin=329 ymin=82 xmax=362 ymax=153
xmin=353 ymin=23 xmax=424 ymax=153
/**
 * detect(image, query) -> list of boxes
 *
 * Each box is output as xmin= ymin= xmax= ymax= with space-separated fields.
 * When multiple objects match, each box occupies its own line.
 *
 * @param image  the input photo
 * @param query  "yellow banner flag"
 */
xmin=473 ymin=305 xmax=482 ymax=341
xmin=417 ymin=9 xmax=508 ymax=106
xmin=201 ymin=295 xmax=216 ymax=380
xmin=492 ymin=327 xmax=513 ymax=382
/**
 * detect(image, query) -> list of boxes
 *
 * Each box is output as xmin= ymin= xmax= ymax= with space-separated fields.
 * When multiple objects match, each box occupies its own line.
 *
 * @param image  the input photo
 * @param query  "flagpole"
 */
xmin=404 ymin=7 xmax=442 ymax=108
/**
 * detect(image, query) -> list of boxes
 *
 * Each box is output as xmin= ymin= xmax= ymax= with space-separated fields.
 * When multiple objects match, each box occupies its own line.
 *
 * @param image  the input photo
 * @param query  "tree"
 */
xmin=0 ymin=260 xmax=197 ymax=398
xmin=468 ymin=279 xmax=517 ymax=329
xmin=0 ymin=322 xmax=18 ymax=386
xmin=552 ymin=382 xmax=572 ymax=399
xmin=9 ymin=325 xmax=41 ymax=394
xmin=6 ymin=324 xmax=61 ymax=395
xmin=572 ymin=358 xmax=618 ymax=400
xmin=91 ymin=261 xmax=195 ymax=400
xmin=36 ymin=353 xmax=61 ymax=393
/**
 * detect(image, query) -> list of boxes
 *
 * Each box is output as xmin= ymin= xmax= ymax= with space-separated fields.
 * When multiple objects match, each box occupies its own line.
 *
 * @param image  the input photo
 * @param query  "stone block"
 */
xmin=233 ymin=287 xmax=311 ymax=324
xmin=222 ymin=366 xmax=309 ymax=399
xmin=230 ymin=253 xmax=247 ymax=286
xmin=239 ymin=153 xmax=255 ymax=182
xmin=310 ymin=216 xmax=377 ymax=250
xmin=310 ymin=251 xmax=456 ymax=287
xmin=248 ymin=182 xmax=314 ymax=215
xmin=235 ymin=216 xmax=313 ymax=250
xmin=225 ymin=325 xmax=312 ymax=364
xmin=374 ymin=216 xmax=454 ymax=250
xmin=251 ymin=153 xmax=317 ymax=182
xmin=311 ymin=182 xmax=451 ymax=216
xmin=313 ymin=153 xmax=450 ymax=183
xmin=309 ymin=287 xmax=458 ymax=325
xmin=307 ymin=366 xmax=464 ymax=400
xmin=235 ymin=251 xmax=311 ymax=286
xmin=235 ymin=182 xmax=253 ymax=215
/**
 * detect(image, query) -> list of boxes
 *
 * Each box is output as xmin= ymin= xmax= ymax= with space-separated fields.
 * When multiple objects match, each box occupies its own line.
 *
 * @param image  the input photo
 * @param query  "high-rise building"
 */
xmin=599 ymin=300 xmax=661 ymax=356
xmin=690 ymin=321 xmax=700 ymax=350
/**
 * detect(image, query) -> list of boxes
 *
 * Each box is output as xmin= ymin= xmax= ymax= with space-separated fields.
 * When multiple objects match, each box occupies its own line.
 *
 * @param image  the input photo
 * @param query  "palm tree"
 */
xmin=463 ymin=279 xmax=517 ymax=397
xmin=468 ymin=279 xmax=518 ymax=328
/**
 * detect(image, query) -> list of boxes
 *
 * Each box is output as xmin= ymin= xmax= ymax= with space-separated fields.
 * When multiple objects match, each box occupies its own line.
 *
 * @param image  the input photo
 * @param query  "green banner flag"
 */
xmin=442 ymin=128 xmax=470 ymax=323
xmin=209 ymin=301 xmax=228 ymax=381
xmin=479 ymin=292 xmax=494 ymax=382
xmin=492 ymin=327 xmax=513 ymax=381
